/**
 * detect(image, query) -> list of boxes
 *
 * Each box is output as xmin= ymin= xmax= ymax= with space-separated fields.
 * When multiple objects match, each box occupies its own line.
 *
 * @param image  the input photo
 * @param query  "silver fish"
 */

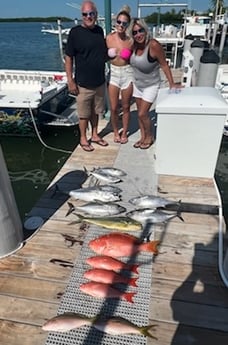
xmin=89 ymin=171 xmax=122 ymax=184
xmin=93 ymin=316 xmax=157 ymax=339
xmin=93 ymin=167 xmax=127 ymax=177
xmin=42 ymin=312 xmax=95 ymax=332
xmin=129 ymin=195 xmax=180 ymax=208
xmin=56 ymin=185 xmax=120 ymax=202
xmin=66 ymin=201 xmax=126 ymax=217
xmin=127 ymin=208 xmax=184 ymax=224
xmin=97 ymin=184 xmax=122 ymax=194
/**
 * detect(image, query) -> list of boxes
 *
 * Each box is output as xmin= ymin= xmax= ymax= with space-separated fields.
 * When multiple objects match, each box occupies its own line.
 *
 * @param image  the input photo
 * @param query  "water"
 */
xmin=0 ymin=22 xmax=227 ymax=229
xmin=0 ymin=22 xmax=80 ymax=221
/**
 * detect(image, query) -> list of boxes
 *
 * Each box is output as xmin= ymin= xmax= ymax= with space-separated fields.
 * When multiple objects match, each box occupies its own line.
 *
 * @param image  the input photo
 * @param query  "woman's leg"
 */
xmin=120 ymin=82 xmax=133 ymax=144
xmin=108 ymin=84 xmax=121 ymax=142
xmin=136 ymin=98 xmax=154 ymax=148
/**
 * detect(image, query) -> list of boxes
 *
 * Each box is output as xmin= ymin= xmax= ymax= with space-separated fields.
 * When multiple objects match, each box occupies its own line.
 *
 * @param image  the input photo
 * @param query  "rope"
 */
xmin=28 ymin=104 xmax=73 ymax=154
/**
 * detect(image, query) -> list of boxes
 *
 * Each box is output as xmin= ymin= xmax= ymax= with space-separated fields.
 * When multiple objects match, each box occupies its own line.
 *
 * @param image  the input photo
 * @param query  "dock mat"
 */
xmin=44 ymin=226 xmax=154 ymax=345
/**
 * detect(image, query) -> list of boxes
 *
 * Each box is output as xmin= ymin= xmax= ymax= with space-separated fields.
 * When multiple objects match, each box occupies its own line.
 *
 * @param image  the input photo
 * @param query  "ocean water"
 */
xmin=0 ymin=22 xmax=227 ymax=228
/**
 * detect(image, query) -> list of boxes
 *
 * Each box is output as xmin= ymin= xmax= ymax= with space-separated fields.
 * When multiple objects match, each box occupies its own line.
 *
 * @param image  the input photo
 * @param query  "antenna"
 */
xmin=66 ymin=2 xmax=81 ymax=11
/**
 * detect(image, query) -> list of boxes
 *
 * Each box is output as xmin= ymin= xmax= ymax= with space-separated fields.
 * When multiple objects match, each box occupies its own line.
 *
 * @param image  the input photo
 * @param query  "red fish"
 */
xmin=80 ymin=282 xmax=136 ymax=303
xmin=89 ymin=232 xmax=160 ymax=257
xmin=83 ymin=268 xmax=138 ymax=287
xmin=86 ymin=255 xmax=139 ymax=274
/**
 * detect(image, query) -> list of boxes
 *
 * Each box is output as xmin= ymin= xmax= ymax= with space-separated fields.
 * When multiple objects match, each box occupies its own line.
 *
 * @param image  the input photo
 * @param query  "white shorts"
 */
xmin=133 ymin=83 xmax=160 ymax=103
xmin=109 ymin=64 xmax=133 ymax=90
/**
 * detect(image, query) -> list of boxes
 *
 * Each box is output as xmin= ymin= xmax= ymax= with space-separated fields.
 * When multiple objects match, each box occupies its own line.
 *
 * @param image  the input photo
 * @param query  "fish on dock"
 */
xmin=69 ymin=214 xmax=143 ymax=231
xmin=84 ymin=167 xmax=123 ymax=184
xmin=55 ymin=184 xmax=121 ymax=202
xmin=66 ymin=201 xmax=126 ymax=217
xmin=83 ymin=268 xmax=138 ymax=287
xmin=86 ymin=255 xmax=139 ymax=274
xmin=89 ymin=232 xmax=160 ymax=257
xmin=91 ymin=167 xmax=127 ymax=177
xmin=79 ymin=281 xmax=136 ymax=303
xmin=93 ymin=316 xmax=157 ymax=339
xmin=42 ymin=312 xmax=95 ymax=332
xmin=129 ymin=195 xmax=180 ymax=209
xmin=127 ymin=208 xmax=184 ymax=224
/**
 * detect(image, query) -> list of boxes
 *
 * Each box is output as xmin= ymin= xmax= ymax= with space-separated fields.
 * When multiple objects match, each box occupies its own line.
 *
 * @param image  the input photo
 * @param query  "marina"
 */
xmin=0 ymin=5 xmax=228 ymax=344
xmin=0 ymin=97 xmax=228 ymax=344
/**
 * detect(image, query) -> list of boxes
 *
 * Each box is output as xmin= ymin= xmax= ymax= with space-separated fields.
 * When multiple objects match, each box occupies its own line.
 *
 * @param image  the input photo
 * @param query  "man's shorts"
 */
xmin=77 ymin=83 xmax=105 ymax=119
xmin=109 ymin=64 xmax=133 ymax=90
xmin=133 ymin=83 xmax=160 ymax=103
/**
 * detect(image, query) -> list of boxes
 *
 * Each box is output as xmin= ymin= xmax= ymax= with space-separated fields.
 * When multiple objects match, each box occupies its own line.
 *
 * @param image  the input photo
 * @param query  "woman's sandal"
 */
xmin=133 ymin=141 xmax=141 ymax=148
xmin=140 ymin=142 xmax=154 ymax=150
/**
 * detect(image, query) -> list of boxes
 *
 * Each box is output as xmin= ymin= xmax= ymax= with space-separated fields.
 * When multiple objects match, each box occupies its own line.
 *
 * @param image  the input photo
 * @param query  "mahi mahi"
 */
xmin=71 ymin=214 xmax=142 ymax=231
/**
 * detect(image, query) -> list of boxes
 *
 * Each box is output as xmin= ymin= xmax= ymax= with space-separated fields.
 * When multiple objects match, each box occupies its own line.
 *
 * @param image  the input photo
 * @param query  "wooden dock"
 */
xmin=0 ymin=104 xmax=228 ymax=345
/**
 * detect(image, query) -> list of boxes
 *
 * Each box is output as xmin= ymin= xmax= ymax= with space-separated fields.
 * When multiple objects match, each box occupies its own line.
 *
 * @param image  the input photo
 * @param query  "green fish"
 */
xmin=70 ymin=214 xmax=142 ymax=231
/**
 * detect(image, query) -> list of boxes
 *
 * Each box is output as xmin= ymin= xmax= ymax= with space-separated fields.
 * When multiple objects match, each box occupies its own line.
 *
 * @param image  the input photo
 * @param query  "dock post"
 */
xmin=219 ymin=23 xmax=228 ymax=58
xmin=0 ymin=145 xmax=24 ymax=258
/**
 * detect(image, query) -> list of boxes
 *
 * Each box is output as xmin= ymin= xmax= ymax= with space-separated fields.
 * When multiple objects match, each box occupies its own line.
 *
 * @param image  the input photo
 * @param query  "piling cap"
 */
xmin=191 ymin=39 xmax=205 ymax=48
xmin=200 ymin=49 xmax=220 ymax=64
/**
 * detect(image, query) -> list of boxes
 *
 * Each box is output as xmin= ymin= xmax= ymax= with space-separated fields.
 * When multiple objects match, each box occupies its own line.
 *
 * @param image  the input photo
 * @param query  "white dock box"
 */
xmin=155 ymin=87 xmax=227 ymax=178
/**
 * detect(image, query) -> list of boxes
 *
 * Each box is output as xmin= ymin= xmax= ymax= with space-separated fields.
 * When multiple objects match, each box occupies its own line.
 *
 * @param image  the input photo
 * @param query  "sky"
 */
xmin=0 ymin=1 xmax=220 ymax=19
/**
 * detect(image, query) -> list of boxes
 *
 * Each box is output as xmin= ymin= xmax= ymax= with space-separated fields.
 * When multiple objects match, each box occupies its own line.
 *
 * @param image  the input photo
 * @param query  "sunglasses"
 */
xmin=116 ymin=20 xmax=129 ymax=27
xmin=132 ymin=28 xmax=145 ymax=36
xmin=82 ymin=11 xmax=96 ymax=18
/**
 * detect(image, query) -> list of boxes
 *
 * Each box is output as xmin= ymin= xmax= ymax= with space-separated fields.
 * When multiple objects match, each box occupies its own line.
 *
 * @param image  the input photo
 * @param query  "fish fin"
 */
xmin=140 ymin=324 xmax=158 ymax=339
xmin=130 ymin=264 xmax=140 ymax=274
xmin=177 ymin=210 xmax=184 ymax=222
xmin=65 ymin=202 xmax=75 ymax=217
xmin=129 ymin=277 xmax=138 ymax=287
xmin=143 ymin=240 xmax=160 ymax=255
xmin=123 ymin=292 xmax=136 ymax=303
xmin=94 ymin=199 xmax=105 ymax=204
xmin=83 ymin=166 xmax=88 ymax=174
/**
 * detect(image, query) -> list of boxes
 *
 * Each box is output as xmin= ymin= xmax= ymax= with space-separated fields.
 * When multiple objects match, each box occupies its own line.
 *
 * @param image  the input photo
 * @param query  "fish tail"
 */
xmin=123 ymin=292 xmax=136 ymax=303
xmin=129 ymin=277 xmax=138 ymax=287
xmin=177 ymin=210 xmax=184 ymax=222
xmin=142 ymin=240 xmax=160 ymax=255
xmin=65 ymin=202 xmax=75 ymax=217
xmin=140 ymin=324 xmax=157 ymax=339
xmin=130 ymin=264 xmax=140 ymax=274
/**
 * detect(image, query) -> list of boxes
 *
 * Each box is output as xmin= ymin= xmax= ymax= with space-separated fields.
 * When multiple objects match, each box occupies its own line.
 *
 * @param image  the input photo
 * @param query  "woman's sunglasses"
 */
xmin=132 ymin=28 xmax=146 ymax=36
xmin=82 ymin=11 xmax=96 ymax=18
xmin=116 ymin=20 xmax=129 ymax=28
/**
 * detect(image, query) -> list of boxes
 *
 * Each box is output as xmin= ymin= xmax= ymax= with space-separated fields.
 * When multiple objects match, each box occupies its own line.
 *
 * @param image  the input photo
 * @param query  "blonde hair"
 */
xmin=128 ymin=18 xmax=151 ymax=45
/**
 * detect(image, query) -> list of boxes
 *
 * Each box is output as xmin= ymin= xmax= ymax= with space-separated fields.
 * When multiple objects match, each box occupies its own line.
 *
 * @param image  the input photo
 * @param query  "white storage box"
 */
xmin=155 ymin=87 xmax=227 ymax=178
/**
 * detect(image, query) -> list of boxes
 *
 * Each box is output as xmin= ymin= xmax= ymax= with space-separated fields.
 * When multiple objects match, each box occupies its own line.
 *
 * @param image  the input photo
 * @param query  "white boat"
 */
xmin=215 ymin=64 xmax=228 ymax=136
xmin=41 ymin=23 xmax=71 ymax=36
xmin=0 ymin=69 xmax=78 ymax=136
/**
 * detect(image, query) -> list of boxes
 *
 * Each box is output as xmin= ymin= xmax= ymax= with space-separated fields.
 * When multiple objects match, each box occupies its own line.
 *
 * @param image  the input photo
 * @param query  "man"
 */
xmin=65 ymin=1 xmax=108 ymax=152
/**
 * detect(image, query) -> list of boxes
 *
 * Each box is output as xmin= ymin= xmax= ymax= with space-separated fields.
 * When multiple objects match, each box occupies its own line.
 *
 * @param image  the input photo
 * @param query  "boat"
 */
xmin=41 ymin=23 xmax=71 ymax=36
xmin=0 ymin=69 xmax=78 ymax=136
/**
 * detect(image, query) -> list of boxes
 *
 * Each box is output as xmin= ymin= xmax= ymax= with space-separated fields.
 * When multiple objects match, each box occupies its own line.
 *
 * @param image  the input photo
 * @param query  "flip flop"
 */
xmin=140 ymin=142 xmax=153 ymax=150
xmin=114 ymin=137 xmax=121 ymax=143
xmin=91 ymin=139 xmax=109 ymax=147
xmin=133 ymin=141 xmax=141 ymax=148
xmin=80 ymin=143 xmax=94 ymax=152
xmin=120 ymin=137 xmax=128 ymax=144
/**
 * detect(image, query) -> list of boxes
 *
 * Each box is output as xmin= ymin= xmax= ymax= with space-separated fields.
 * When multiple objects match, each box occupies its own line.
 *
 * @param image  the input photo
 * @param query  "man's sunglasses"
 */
xmin=132 ymin=28 xmax=146 ymax=36
xmin=116 ymin=20 xmax=129 ymax=27
xmin=82 ymin=11 xmax=96 ymax=18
